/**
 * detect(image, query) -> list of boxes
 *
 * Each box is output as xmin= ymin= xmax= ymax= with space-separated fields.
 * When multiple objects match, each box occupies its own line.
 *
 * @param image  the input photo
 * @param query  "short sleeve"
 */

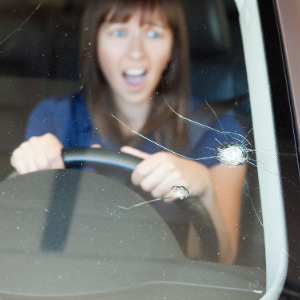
xmin=25 ymin=99 xmax=57 ymax=140
xmin=25 ymin=97 xmax=73 ymax=148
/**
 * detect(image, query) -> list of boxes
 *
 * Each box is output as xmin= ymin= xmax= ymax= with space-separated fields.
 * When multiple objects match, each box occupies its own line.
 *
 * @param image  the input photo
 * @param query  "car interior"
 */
xmin=0 ymin=0 xmax=268 ymax=299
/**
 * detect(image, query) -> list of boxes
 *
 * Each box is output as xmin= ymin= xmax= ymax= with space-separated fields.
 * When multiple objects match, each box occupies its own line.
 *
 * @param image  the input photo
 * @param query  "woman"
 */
xmin=10 ymin=0 xmax=245 ymax=264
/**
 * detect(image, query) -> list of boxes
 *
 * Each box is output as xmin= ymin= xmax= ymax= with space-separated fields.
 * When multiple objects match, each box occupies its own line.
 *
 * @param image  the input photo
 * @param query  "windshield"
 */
xmin=0 ymin=0 xmax=297 ymax=299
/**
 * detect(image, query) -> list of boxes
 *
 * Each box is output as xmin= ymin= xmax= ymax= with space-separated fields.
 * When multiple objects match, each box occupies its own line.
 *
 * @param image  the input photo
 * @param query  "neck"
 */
xmin=114 ymin=97 xmax=151 ymax=139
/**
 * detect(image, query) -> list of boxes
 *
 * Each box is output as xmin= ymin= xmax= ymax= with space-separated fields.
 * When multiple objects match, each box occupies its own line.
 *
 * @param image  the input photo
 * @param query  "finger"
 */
xmin=153 ymin=177 xmax=181 ymax=202
xmin=18 ymin=142 xmax=40 ymax=173
xmin=131 ymin=153 xmax=167 ymax=186
xmin=150 ymin=172 xmax=189 ymax=203
xmin=10 ymin=150 xmax=28 ymax=175
xmin=34 ymin=152 xmax=52 ymax=171
xmin=91 ymin=144 xmax=101 ymax=148
xmin=29 ymin=135 xmax=56 ymax=171
xmin=45 ymin=147 xmax=65 ymax=169
xmin=41 ymin=136 xmax=64 ymax=169
xmin=141 ymin=164 xmax=183 ymax=199
xmin=121 ymin=146 xmax=150 ymax=160
xmin=139 ymin=161 xmax=175 ymax=194
xmin=28 ymin=138 xmax=51 ymax=172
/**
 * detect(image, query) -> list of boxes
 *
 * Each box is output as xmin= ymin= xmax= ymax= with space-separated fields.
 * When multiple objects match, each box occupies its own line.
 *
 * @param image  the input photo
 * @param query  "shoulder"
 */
xmin=31 ymin=91 xmax=84 ymax=116
xmin=212 ymin=113 xmax=244 ymax=137
xmin=25 ymin=91 xmax=86 ymax=144
xmin=189 ymin=102 xmax=245 ymax=144
xmin=188 ymin=108 xmax=245 ymax=168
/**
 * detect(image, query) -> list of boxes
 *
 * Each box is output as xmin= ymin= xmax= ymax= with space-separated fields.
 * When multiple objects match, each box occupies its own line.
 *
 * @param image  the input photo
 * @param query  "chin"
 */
xmin=123 ymin=93 xmax=152 ymax=106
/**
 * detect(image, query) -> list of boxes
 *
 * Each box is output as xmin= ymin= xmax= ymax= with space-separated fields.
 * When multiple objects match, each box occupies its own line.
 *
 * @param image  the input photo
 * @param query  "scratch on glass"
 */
xmin=117 ymin=185 xmax=189 ymax=209
xmin=113 ymin=90 xmax=300 ymax=265
xmin=0 ymin=1 xmax=44 ymax=46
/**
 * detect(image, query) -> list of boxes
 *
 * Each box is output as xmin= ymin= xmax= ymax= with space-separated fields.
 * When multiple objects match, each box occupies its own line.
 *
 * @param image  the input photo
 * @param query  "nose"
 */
xmin=128 ymin=34 xmax=145 ymax=59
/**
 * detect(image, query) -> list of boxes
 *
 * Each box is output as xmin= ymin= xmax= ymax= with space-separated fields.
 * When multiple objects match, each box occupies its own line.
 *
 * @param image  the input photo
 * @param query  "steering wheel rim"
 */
xmin=62 ymin=147 xmax=142 ymax=171
xmin=62 ymin=147 xmax=142 ymax=186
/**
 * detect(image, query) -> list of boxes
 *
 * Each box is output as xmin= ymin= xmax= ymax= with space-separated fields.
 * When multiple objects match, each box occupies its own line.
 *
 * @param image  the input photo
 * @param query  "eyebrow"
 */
xmin=105 ymin=20 xmax=167 ymax=29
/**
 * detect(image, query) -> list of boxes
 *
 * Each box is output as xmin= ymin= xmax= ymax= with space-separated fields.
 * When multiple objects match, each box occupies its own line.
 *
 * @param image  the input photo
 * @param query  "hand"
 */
xmin=121 ymin=146 xmax=246 ymax=264
xmin=90 ymin=144 xmax=101 ymax=148
xmin=10 ymin=133 xmax=64 ymax=174
xmin=11 ymin=135 xmax=102 ymax=175
xmin=121 ymin=146 xmax=212 ymax=201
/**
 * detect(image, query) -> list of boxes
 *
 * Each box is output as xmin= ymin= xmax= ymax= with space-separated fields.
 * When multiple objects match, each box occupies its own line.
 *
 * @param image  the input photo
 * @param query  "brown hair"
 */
xmin=80 ymin=0 xmax=190 ymax=150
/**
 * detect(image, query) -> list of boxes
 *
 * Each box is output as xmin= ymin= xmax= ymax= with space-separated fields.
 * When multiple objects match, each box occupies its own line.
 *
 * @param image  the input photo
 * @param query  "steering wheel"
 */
xmin=7 ymin=147 xmax=218 ymax=260
xmin=62 ymin=147 xmax=219 ymax=261
xmin=0 ymin=147 xmax=230 ymax=297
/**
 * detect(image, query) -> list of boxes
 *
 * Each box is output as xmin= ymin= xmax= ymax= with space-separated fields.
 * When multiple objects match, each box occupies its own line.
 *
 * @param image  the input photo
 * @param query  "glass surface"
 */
xmin=0 ymin=0 xmax=298 ymax=299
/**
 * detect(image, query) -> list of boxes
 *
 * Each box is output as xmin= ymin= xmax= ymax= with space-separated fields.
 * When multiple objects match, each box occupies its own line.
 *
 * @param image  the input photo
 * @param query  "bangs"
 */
xmin=106 ymin=0 xmax=169 ymax=26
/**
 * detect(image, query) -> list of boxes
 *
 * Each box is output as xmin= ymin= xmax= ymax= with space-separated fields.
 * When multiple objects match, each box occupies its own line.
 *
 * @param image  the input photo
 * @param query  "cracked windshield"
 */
xmin=0 ymin=0 xmax=297 ymax=299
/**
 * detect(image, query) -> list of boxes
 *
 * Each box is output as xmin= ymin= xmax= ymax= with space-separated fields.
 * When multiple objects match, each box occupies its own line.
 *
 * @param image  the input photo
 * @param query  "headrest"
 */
xmin=182 ymin=0 xmax=231 ymax=56
xmin=0 ymin=0 xmax=232 ymax=78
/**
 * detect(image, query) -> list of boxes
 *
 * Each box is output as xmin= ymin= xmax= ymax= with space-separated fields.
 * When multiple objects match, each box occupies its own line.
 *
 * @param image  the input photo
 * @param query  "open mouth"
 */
xmin=123 ymin=68 xmax=146 ymax=86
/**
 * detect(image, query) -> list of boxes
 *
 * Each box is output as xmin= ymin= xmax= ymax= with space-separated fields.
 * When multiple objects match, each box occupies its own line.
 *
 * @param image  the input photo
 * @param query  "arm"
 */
xmin=121 ymin=146 xmax=245 ymax=264
xmin=11 ymin=97 xmax=101 ymax=174
xmin=204 ymin=163 xmax=246 ymax=264
xmin=11 ymin=99 xmax=64 ymax=174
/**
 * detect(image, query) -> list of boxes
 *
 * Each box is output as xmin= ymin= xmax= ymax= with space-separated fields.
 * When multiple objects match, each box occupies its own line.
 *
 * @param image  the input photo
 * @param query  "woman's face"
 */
xmin=97 ymin=9 xmax=173 ymax=108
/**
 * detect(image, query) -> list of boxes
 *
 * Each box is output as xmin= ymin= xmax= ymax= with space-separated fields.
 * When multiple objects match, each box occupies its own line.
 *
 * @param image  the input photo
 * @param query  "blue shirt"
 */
xmin=25 ymin=92 xmax=244 ymax=168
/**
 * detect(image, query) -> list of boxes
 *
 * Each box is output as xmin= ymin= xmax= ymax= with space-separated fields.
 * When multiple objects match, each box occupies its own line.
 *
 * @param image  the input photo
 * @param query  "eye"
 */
xmin=112 ymin=29 xmax=126 ymax=37
xmin=147 ymin=30 xmax=160 ymax=38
